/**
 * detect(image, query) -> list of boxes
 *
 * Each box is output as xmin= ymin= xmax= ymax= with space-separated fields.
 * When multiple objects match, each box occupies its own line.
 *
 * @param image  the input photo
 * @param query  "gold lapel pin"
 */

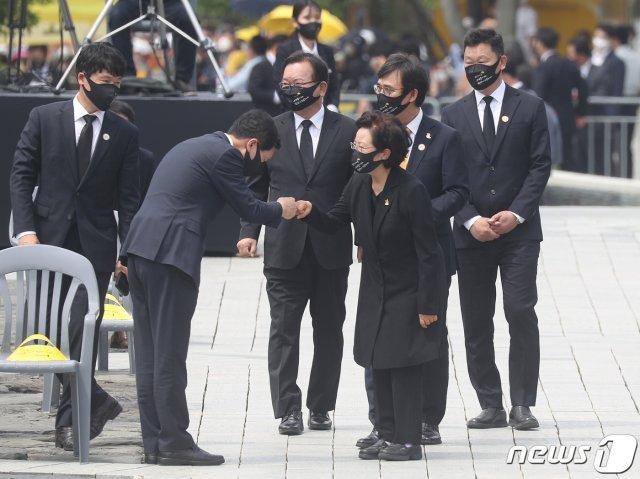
xmin=103 ymin=133 xmax=110 ymax=141
xmin=384 ymin=199 xmax=390 ymax=206
xmin=426 ymin=132 xmax=432 ymax=139
xmin=501 ymin=115 xmax=509 ymax=123
xmin=418 ymin=144 xmax=426 ymax=151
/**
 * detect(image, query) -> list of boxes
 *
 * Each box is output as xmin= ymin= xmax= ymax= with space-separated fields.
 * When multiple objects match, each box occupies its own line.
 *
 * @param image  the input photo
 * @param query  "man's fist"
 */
xmin=18 ymin=234 xmax=39 ymax=246
xmin=237 ymin=238 xmax=258 ymax=257
xmin=277 ymin=197 xmax=297 ymax=220
xmin=470 ymin=217 xmax=500 ymax=242
xmin=489 ymin=211 xmax=519 ymax=235
xmin=296 ymin=200 xmax=312 ymax=219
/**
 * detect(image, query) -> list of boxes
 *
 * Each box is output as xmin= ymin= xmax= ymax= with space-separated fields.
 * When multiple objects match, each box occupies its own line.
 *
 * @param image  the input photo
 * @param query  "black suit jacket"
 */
xmin=306 ymin=168 xmax=445 ymax=369
xmin=533 ymin=53 xmax=587 ymax=138
xmin=138 ymin=147 xmax=160 ymax=201
xmin=10 ymin=100 xmax=140 ymax=273
xmin=122 ymin=132 xmax=282 ymax=286
xmin=406 ymin=114 xmax=468 ymax=276
xmin=273 ymin=36 xmax=341 ymax=109
xmin=248 ymin=58 xmax=284 ymax=117
xmin=441 ymin=84 xmax=551 ymax=249
xmin=593 ymin=52 xmax=626 ymax=115
xmin=239 ymin=108 xmax=356 ymax=270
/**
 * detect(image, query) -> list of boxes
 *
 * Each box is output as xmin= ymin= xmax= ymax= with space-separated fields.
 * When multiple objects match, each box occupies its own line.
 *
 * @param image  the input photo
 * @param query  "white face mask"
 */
xmin=592 ymin=37 xmax=611 ymax=51
xmin=216 ymin=36 xmax=233 ymax=53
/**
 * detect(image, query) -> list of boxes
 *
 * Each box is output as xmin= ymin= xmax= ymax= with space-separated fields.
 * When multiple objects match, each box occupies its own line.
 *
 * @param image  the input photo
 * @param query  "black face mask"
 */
xmin=465 ymin=59 xmax=501 ymax=91
xmin=243 ymin=145 xmax=264 ymax=177
xmin=280 ymin=82 xmax=321 ymax=111
xmin=376 ymin=92 xmax=409 ymax=115
xmin=298 ymin=22 xmax=321 ymax=41
xmin=83 ymin=76 xmax=119 ymax=111
xmin=351 ymin=149 xmax=382 ymax=174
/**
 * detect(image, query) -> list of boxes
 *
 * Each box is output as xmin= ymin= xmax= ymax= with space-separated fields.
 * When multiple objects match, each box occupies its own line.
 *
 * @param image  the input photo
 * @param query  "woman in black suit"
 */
xmin=273 ymin=0 xmax=341 ymax=110
xmin=297 ymin=111 xmax=445 ymax=461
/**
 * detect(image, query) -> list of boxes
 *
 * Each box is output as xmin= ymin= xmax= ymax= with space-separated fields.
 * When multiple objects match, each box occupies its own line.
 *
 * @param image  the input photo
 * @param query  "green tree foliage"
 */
xmin=0 ymin=0 xmax=54 ymax=33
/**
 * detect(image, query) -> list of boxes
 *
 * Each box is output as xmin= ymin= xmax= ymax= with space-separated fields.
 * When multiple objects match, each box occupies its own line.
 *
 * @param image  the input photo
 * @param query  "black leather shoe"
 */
xmin=467 ymin=407 xmax=508 ymax=429
xmin=358 ymin=439 xmax=387 ymax=460
xmin=174 ymin=79 xmax=196 ymax=96
xmin=157 ymin=446 xmax=224 ymax=466
xmin=378 ymin=443 xmax=422 ymax=461
xmin=55 ymin=426 xmax=74 ymax=451
xmin=308 ymin=411 xmax=331 ymax=430
xmin=356 ymin=428 xmax=379 ymax=448
xmin=278 ymin=408 xmax=303 ymax=435
xmin=509 ymin=406 xmax=539 ymax=430
xmin=90 ymin=395 xmax=123 ymax=439
xmin=143 ymin=453 xmax=157 ymax=464
xmin=421 ymin=423 xmax=442 ymax=445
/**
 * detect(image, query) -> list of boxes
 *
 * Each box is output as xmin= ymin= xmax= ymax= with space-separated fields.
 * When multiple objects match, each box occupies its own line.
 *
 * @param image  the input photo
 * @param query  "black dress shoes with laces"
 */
xmin=467 ymin=407 xmax=508 ymax=429
xmin=278 ymin=408 xmax=304 ymax=435
xmin=308 ymin=411 xmax=332 ymax=430
xmin=157 ymin=446 xmax=224 ymax=466
xmin=509 ymin=406 xmax=539 ymax=430
xmin=55 ymin=426 xmax=74 ymax=451
xmin=421 ymin=423 xmax=442 ymax=445
xmin=358 ymin=439 xmax=387 ymax=460
xmin=356 ymin=428 xmax=379 ymax=448
xmin=378 ymin=443 xmax=422 ymax=461
xmin=90 ymin=395 xmax=123 ymax=439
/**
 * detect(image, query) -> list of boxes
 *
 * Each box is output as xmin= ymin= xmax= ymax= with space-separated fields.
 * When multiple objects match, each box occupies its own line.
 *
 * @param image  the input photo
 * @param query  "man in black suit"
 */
xmin=273 ymin=0 xmax=340 ymax=111
xmin=237 ymin=52 xmax=356 ymax=435
xmin=441 ymin=29 xmax=551 ymax=430
xmin=531 ymin=27 xmax=587 ymax=173
xmin=121 ymin=109 xmax=298 ymax=466
xmin=248 ymin=35 xmax=287 ymax=117
xmin=355 ymin=53 xmax=468 ymax=449
xmin=10 ymin=42 xmax=140 ymax=450
xmin=110 ymin=100 xmax=161 ymax=201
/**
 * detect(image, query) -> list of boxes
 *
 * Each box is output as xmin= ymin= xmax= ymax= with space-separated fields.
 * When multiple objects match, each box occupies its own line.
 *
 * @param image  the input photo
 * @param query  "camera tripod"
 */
xmin=54 ymin=0 xmax=232 ymax=97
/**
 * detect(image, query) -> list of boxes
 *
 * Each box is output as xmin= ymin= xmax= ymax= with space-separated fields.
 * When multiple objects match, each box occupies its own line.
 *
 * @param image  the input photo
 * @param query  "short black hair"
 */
xmin=463 ymin=28 xmax=504 ymax=58
xmin=377 ymin=53 xmax=429 ymax=107
xmin=356 ymin=111 xmax=411 ymax=169
xmin=75 ymin=42 xmax=125 ymax=78
xmin=28 ymin=45 xmax=48 ymax=55
xmin=292 ymin=0 xmax=321 ymax=19
xmin=534 ymin=27 xmax=559 ymax=49
xmin=110 ymin=100 xmax=136 ymax=123
xmin=250 ymin=35 xmax=268 ymax=56
xmin=228 ymin=109 xmax=281 ymax=150
xmin=267 ymin=34 xmax=288 ymax=50
xmin=569 ymin=35 xmax=591 ymax=57
xmin=282 ymin=51 xmax=329 ymax=83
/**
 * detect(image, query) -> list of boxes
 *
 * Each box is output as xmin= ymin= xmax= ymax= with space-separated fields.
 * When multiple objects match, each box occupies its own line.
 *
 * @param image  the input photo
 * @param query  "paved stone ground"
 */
xmin=1 ymin=206 xmax=640 ymax=478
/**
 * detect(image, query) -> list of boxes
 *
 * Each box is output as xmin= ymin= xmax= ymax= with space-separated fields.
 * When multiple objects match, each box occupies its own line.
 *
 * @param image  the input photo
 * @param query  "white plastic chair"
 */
xmin=0 ymin=244 xmax=100 ymax=463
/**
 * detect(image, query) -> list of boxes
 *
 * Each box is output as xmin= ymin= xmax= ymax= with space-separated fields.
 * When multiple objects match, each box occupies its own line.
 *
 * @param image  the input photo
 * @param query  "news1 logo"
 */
xmin=506 ymin=435 xmax=638 ymax=474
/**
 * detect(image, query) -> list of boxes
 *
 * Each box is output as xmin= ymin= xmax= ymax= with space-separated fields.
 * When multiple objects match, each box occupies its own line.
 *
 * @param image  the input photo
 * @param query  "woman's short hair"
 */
xmin=356 ymin=111 xmax=411 ymax=169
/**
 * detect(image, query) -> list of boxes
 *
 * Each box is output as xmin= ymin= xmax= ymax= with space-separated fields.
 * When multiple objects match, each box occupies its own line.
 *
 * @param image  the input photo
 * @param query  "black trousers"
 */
xmin=55 ymin=225 xmax=112 ymax=428
xmin=373 ymin=364 xmax=423 ymax=445
xmin=108 ymin=0 xmax=197 ymax=83
xmin=265 ymin=239 xmax=348 ymax=418
xmin=128 ymin=255 xmax=198 ymax=454
xmin=457 ymin=241 xmax=540 ymax=409
xmin=365 ymin=276 xmax=451 ymax=427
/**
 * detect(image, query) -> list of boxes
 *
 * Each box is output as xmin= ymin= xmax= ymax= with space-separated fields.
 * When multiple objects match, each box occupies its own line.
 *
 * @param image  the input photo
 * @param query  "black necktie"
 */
xmin=77 ymin=114 xmax=96 ymax=180
xmin=483 ymin=96 xmax=495 ymax=152
xmin=300 ymin=119 xmax=314 ymax=177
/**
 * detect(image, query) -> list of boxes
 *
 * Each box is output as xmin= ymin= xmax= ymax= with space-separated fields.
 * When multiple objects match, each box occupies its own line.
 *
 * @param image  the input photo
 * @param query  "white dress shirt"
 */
xmin=405 ymin=108 xmax=423 ymax=160
xmin=294 ymin=106 xmax=324 ymax=156
xmin=465 ymin=80 xmax=524 ymax=230
xmin=299 ymin=35 xmax=338 ymax=112
xmin=73 ymin=95 xmax=104 ymax=157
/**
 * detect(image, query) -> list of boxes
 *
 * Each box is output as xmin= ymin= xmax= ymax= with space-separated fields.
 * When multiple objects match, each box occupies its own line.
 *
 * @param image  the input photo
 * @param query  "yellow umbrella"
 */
xmin=258 ymin=5 xmax=348 ymax=43
xmin=235 ymin=25 xmax=261 ymax=43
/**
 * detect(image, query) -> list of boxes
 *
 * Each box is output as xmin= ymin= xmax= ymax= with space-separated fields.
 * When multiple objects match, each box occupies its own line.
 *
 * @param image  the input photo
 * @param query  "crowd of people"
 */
xmin=2 ymin=0 xmax=636 ymax=468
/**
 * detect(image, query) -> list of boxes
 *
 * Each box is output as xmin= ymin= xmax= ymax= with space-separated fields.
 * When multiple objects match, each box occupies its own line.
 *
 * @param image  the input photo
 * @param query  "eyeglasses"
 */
xmin=350 ymin=141 xmax=376 ymax=152
xmin=373 ymin=83 xmax=402 ymax=97
xmin=279 ymin=80 xmax=316 ymax=90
